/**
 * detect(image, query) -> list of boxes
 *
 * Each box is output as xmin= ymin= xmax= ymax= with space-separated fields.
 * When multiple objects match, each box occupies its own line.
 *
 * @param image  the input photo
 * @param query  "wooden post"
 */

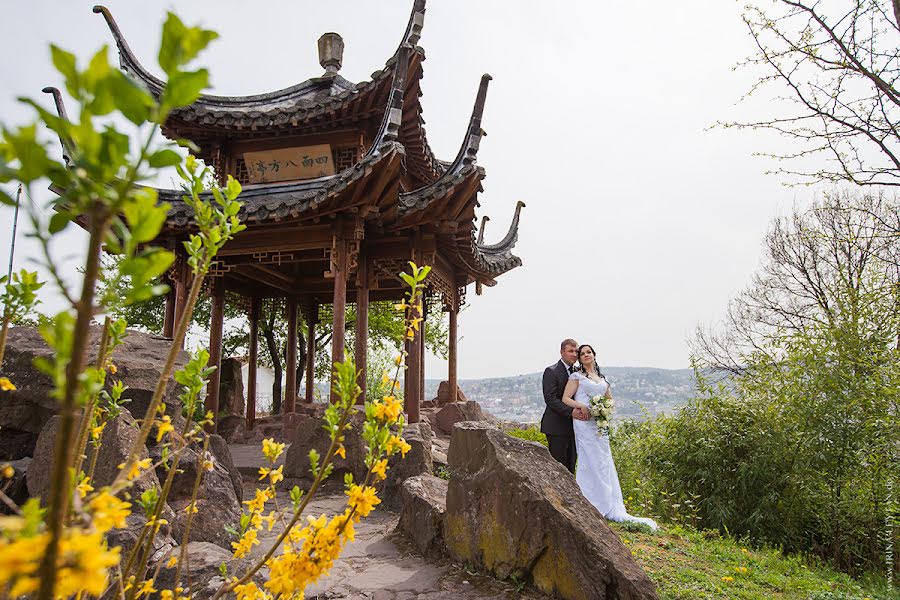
xmin=354 ymin=255 xmax=369 ymax=405
xmin=448 ymin=286 xmax=459 ymax=404
xmin=285 ymin=296 xmax=298 ymax=414
xmin=173 ymin=253 xmax=189 ymax=349
xmin=205 ymin=278 xmax=225 ymax=432
xmin=406 ymin=300 xmax=421 ymax=424
xmin=305 ymin=300 xmax=317 ymax=403
xmin=163 ymin=287 xmax=176 ymax=338
xmin=247 ymin=297 xmax=259 ymax=430
xmin=419 ymin=297 xmax=426 ymax=404
xmin=330 ymin=238 xmax=348 ymax=403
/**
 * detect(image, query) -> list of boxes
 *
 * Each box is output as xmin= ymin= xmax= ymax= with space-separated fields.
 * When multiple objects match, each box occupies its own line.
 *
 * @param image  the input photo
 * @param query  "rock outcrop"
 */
xmin=443 ymin=421 xmax=659 ymax=600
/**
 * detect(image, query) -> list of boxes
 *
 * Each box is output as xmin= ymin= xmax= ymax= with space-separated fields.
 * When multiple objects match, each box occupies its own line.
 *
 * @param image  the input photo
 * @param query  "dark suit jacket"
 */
xmin=540 ymin=361 xmax=574 ymax=436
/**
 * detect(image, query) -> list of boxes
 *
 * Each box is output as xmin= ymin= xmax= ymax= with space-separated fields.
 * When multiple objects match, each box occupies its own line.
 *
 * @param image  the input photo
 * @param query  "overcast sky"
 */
xmin=0 ymin=1 xmax=821 ymax=380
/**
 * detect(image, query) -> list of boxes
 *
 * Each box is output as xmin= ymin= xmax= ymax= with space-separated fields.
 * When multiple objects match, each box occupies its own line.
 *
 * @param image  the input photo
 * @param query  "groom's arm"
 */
xmin=542 ymin=367 xmax=574 ymax=418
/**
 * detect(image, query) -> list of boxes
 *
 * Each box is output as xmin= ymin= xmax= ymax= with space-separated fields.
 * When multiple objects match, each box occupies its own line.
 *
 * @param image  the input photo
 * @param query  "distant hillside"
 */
xmin=425 ymin=367 xmax=697 ymax=424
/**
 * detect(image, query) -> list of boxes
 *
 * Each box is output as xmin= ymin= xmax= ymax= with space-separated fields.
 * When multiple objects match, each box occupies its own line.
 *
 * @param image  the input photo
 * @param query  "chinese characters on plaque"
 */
xmin=242 ymin=144 xmax=335 ymax=183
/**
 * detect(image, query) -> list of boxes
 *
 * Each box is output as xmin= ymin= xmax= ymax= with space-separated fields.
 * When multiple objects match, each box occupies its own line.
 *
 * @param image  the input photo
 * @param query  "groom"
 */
xmin=541 ymin=338 xmax=589 ymax=474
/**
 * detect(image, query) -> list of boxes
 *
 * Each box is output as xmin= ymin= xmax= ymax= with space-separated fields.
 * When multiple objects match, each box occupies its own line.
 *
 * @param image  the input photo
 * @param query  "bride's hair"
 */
xmin=576 ymin=344 xmax=605 ymax=378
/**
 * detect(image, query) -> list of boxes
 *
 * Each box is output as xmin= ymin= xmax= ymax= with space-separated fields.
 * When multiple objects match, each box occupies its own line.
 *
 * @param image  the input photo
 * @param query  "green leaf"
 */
xmin=161 ymin=68 xmax=209 ymax=110
xmin=104 ymin=71 xmax=154 ymax=125
xmin=50 ymin=45 xmax=79 ymax=97
xmin=148 ymin=148 xmax=183 ymax=169
xmin=159 ymin=13 xmax=218 ymax=75
xmin=48 ymin=212 xmax=71 ymax=234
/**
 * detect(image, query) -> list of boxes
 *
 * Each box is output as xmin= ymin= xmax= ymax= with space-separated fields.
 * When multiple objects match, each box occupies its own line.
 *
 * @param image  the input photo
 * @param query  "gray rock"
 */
xmin=0 ymin=327 xmax=58 ymax=459
xmin=151 ymin=441 xmax=242 ymax=550
xmin=430 ymin=380 xmax=469 ymax=406
xmin=206 ymin=434 xmax=243 ymax=503
xmin=435 ymin=401 xmax=485 ymax=435
xmin=216 ymin=415 xmax=245 ymax=444
xmin=218 ymin=357 xmax=245 ymax=416
xmin=381 ymin=421 xmax=433 ymax=510
xmin=284 ymin=408 xmax=367 ymax=488
xmin=0 ymin=326 xmax=189 ymax=461
xmin=443 ymin=421 xmax=659 ymax=600
xmin=28 ymin=413 xmax=176 ymax=560
xmin=397 ymin=474 xmax=447 ymax=557
xmin=152 ymin=541 xmax=262 ymax=600
xmin=0 ymin=457 xmax=31 ymax=514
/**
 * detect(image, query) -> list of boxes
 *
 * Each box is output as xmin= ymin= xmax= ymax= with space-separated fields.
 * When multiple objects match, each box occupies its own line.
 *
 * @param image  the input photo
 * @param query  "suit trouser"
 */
xmin=546 ymin=434 xmax=576 ymax=474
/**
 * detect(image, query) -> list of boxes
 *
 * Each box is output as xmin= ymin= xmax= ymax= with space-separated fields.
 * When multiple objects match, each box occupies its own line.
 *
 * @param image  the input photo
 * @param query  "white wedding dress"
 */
xmin=569 ymin=371 xmax=658 ymax=530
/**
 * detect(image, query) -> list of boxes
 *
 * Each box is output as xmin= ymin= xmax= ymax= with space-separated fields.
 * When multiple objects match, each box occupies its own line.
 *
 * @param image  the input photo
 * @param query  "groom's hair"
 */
xmin=560 ymin=338 xmax=577 ymax=351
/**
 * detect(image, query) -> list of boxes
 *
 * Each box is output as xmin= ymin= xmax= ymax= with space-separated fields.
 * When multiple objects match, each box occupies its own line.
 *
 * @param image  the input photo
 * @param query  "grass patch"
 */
xmin=505 ymin=425 xmax=548 ymax=447
xmin=609 ymin=522 xmax=898 ymax=600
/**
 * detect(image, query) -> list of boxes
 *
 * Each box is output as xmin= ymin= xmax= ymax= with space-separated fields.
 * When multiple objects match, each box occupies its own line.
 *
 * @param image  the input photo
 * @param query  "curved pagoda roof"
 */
xmin=86 ymin=1 xmax=523 ymax=289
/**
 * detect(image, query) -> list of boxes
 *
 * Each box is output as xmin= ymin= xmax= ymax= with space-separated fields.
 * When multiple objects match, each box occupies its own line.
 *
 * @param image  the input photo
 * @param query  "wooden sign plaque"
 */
xmin=243 ymin=144 xmax=335 ymax=183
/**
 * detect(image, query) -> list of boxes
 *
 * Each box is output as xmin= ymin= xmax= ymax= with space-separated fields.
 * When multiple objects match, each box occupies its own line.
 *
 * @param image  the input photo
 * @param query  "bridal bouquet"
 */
xmin=589 ymin=394 xmax=614 ymax=436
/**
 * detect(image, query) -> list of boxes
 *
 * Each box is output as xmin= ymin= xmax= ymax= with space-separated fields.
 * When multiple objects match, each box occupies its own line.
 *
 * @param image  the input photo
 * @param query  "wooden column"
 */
xmin=163 ymin=287 xmax=176 ymax=338
xmin=205 ymin=278 xmax=225 ymax=432
xmin=406 ymin=300 xmax=421 ymax=424
xmin=354 ymin=255 xmax=369 ymax=405
xmin=173 ymin=253 xmax=189 ymax=348
xmin=305 ymin=300 xmax=317 ymax=403
xmin=247 ymin=297 xmax=260 ymax=430
xmin=330 ymin=238 xmax=348 ymax=403
xmin=419 ymin=298 xmax=427 ymax=403
xmin=285 ymin=296 xmax=298 ymax=414
xmin=448 ymin=286 xmax=459 ymax=404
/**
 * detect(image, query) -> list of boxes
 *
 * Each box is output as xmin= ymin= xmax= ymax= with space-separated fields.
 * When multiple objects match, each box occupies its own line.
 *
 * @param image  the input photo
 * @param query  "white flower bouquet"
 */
xmin=589 ymin=394 xmax=614 ymax=436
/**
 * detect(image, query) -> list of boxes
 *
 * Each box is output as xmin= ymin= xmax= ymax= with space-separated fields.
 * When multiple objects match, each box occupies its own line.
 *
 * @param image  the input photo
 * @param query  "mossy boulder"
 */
xmin=443 ymin=421 xmax=658 ymax=600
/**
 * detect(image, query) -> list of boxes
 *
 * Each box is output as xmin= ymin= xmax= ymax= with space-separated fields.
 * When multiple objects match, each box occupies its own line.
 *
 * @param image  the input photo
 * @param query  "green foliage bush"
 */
xmin=505 ymin=425 xmax=548 ymax=447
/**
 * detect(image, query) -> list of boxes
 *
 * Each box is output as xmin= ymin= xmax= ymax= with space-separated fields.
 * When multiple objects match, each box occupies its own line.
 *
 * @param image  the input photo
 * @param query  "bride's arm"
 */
xmin=562 ymin=379 xmax=588 ymax=411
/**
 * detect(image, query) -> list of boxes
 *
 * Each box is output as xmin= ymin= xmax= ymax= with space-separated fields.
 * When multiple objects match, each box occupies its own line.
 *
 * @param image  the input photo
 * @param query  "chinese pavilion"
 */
xmin=87 ymin=1 xmax=524 ymax=429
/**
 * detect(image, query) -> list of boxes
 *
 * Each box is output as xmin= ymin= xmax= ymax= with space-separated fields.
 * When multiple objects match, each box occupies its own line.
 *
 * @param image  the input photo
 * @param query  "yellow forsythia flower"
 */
xmin=76 ymin=479 xmax=94 ymax=498
xmin=346 ymin=485 xmax=380 ymax=518
xmin=166 ymin=555 xmax=178 ymax=568
xmin=244 ymin=488 xmax=272 ymax=513
xmin=371 ymin=459 xmax=388 ymax=482
xmin=0 ymin=377 xmax=16 ymax=391
xmin=155 ymin=415 xmax=174 ymax=443
xmin=118 ymin=457 xmax=152 ymax=481
xmin=231 ymin=528 xmax=258 ymax=559
xmin=89 ymin=491 xmax=131 ymax=533
xmin=136 ymin=578 xmax=157 ymax=598
xmin=335 ymin=445 xmax=346 ymax=459
xmin=109 ymin=363 xmax=117 ymax=374
xmin=261 ymin=438 xmax=286 ymax=462
xmin=1 ymin=464 xmax=14 ymax=478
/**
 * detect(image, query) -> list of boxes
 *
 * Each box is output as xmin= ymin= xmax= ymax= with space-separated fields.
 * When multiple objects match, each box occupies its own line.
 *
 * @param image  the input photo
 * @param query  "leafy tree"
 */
xmin=729 ymin=0 xmax=900 ymax=186
xmin=693 ymin=190 xmax=899 ymax=374
xmin=617 ymin=194 xmax=899 ymax=577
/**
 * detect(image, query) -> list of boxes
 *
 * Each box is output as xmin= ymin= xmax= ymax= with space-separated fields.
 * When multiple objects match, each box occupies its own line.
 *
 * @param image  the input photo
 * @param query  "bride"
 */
xmin=562 ymin=344 xmax=658 ymax=531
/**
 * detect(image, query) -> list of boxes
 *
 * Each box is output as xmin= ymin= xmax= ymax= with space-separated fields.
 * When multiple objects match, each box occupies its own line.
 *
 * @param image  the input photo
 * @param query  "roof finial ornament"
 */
xmin=318 ymin=33 xmax=344 ymax=76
